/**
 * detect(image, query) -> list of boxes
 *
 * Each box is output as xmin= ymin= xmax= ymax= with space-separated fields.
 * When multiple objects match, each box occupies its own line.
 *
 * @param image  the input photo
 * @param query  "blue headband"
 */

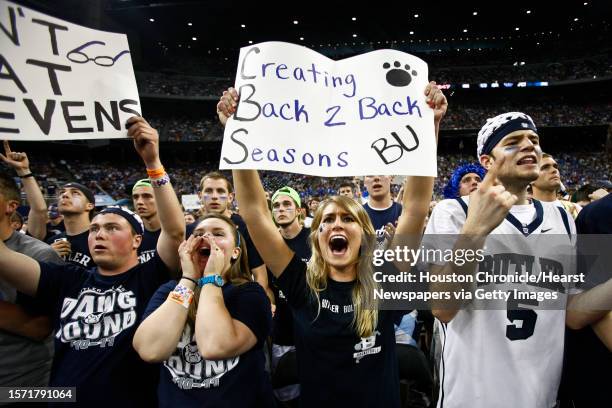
xmin=98 ymin=206 xmax=144 ymax=235
xmin=443 ymin=163 xmax=487 ymax=199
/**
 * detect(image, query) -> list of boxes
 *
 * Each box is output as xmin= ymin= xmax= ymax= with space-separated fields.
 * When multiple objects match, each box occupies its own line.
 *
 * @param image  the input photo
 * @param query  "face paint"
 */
xmin=503 ymin=146 xmax=520 ymax=155
xmin=71 ymin=196 xmax=83 ymax=208
xmin=203 ymin=194 xmax=228 ymax=202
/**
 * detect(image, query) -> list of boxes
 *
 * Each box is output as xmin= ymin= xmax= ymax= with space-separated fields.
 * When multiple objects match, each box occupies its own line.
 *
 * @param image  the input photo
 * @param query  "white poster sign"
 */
xmin=0 ymin=0 xmax=140 ymax=140
xmin=220 ymin=41 xmax=436 ymax=177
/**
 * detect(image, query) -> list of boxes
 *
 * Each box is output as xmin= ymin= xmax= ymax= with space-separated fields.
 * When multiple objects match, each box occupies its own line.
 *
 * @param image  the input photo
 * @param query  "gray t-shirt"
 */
xmin=0 ymin=231 xmax=63 ymax=388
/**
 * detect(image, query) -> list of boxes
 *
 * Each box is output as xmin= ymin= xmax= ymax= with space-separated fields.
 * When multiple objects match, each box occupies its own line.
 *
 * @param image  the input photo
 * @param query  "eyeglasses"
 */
xmin=67 ymin=41 xmax=130 ymax=67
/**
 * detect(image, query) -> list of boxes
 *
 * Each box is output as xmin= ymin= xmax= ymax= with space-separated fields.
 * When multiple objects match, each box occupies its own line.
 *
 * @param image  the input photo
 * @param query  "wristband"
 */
xmin=180 ymin=276 xmax=198 ymax=285
xmin=168 ymin=283 xmax=194 ymax=309
xmin=19 ymin=173 xmax=34 ymax=178
xmin=151 ymin=173 xmax=170 ymax=188
xmin=146 ymin=166 xmax=166 ymax=179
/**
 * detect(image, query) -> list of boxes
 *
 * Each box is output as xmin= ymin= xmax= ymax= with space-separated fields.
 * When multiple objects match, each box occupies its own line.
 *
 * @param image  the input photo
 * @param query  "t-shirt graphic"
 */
xmin=57 ymin=285 xmax=137 ymax=350
xmin=164 ymin=325 xmax=240 ymax=390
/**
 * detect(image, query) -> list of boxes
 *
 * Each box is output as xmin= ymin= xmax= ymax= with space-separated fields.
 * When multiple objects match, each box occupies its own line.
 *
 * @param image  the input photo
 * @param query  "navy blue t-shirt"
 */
xmin=35 ymin=254 xmax=171 ymax=406
xmin=560 ymin=194 xmax=612 ymax=408
xmin=142 ymin=280 xmax=274 ymax=408
xmin=270 ymin=227 xmax=311 ymax=346
xmin=276 ymin=255 xmax=401 ymax=407
xmin=46 ymin=230 xmax=95 ymax=268
xmin=139 ymin=228 xmax=161 ymax=264
xmin=363 ymin=202 xmax=403 ymax=236
xmin=186 ymin=213 xmax=264 ymax=270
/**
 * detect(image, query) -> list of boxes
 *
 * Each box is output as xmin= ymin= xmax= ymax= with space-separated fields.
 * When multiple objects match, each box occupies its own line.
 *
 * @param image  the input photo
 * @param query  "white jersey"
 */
xmin=425 ymin=197 xmax=577 ymax=408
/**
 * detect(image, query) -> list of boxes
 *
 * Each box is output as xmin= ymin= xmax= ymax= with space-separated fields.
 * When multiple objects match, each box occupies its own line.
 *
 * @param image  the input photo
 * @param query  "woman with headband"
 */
xmin=133 ymin=214 xmax=274 ymax=407
xmin=217 ymin=82 xmax=447 ymax=407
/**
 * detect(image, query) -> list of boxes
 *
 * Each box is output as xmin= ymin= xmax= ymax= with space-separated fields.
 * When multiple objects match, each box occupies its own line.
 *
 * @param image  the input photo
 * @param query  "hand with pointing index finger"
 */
xmin=0 ymin=140 xmax=32 ymax=176
xmin=463 ymin=155 xmax=518 ymax=236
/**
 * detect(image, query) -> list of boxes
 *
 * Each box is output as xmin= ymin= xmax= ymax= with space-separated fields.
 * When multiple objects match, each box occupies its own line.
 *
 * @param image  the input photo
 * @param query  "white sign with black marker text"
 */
xmin=0 ymin=0 xmax=140 ymax=140
xmin=220 ymin=41 xmax=436 ymax=177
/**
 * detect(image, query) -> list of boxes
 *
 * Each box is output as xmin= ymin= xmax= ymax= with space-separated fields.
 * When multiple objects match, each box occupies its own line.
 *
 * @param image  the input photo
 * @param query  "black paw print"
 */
xmin=383 ymin=61 xmax=418 ymax=87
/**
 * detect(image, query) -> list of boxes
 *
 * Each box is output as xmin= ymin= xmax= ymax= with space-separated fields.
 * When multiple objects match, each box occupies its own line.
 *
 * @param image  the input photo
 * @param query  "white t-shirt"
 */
xmin=425 ymin=197 xmax=577 ymax=408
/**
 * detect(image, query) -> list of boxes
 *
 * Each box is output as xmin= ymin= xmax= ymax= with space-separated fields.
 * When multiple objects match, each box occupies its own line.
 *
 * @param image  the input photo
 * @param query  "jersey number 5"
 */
xmin=506 ymin=295 xmax=538 ymax=341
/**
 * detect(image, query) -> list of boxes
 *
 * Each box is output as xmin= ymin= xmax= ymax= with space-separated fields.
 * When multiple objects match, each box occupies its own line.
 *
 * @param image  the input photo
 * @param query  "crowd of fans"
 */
xmin=23 ymin=151 xmax=610 ymax=203
xmin=118 ymin=103 xmax=612 ymax=144
xmin=134 ymin=53 xmax=612 ymax=99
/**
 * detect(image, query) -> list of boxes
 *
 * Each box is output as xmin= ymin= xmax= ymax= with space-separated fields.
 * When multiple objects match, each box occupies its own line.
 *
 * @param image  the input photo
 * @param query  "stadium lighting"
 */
xmin=574 ymin=18 xmax=579 ymax=21
xmin=149 ymin=18 xmax=154 ymax=22
xmin=187 ymin=22 xmax=192 ymax=26
xmin=300 ymin=37 xmax=304 ymax=40
xmin=584 ymin=2 xmax=588 ymax=4
xmin=191 ymin=37 xmax=197 ymax=41
xmin=463 ymin=29 xmax=468 ymax=32
xmin=241 ymin=24 xmax=246 ymax=28
xmin=410 ymin=31 xmax=414 ymax=35
xmin=526 ymin=10 xmax=531 ymax=14
xmin=293 ymin=20 xmax=298 ymax=24
xmin=352 ymin=17 xmax=357 ymax=21
xmin=473 ymin=11 xmax=478 ymax=15
xmin=248 ymin=40 xmax=253 ymax=44
xmin=353 ymin=33 xmax=357 ymax=37
xmin=515 ymin=27 xmax=520 ymax=31
xmin=414 ymin=14 xmax=419 ymax=18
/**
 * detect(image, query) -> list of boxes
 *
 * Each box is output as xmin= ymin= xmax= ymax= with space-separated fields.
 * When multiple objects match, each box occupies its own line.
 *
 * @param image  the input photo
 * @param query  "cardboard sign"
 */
xmin=0 ymin=0 xmax=140 ymax=140
xmin=220 ymin=41 xmax=436 ymax=177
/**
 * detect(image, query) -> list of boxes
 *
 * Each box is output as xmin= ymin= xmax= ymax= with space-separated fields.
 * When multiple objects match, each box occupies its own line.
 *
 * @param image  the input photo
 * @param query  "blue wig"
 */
xmin=443 ymin=163 xmax=487 ymax=199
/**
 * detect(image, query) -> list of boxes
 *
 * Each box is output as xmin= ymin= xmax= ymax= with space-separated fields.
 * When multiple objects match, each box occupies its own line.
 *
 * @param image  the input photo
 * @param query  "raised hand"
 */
xmin=203 ymin=235 xmax=226 ymax=277
xmin=464 ymin=155 xmax=517 ymax=235
xmin=178 ymin=235 xmax=203 ymax=280
xmin=216 ymin=87 xmax=239 ymax=127
xmin=424 ymin=81 xmax=448 ymax=125
xmin=0 ymin=140 xmax=31 ymax=176
xmin=126 ymin=117 xmax=160 ymax=168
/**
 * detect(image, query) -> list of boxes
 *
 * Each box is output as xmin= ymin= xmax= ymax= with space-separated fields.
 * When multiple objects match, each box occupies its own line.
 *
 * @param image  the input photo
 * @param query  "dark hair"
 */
xmin=0 ymin=171 xmax=20 ymax=202
xmin=571 ymin=184 xmax=597 ymax=203
xmin=339 ymin=182 xmax=353 ymax=190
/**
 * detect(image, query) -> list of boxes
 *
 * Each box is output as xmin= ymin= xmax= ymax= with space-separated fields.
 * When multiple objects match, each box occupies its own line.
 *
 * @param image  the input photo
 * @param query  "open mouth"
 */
xmin=93 ymin=244 xmax=107 ymax=251
xmin=329 ymin=235 xmax=348 ymax=255
xmin=372 ymin=183 xmax=383 ymax=189
xmin=198 ymin=247 xmax=211 ymax=257
xmin=517 ymin=156 xmax=537 ymax=165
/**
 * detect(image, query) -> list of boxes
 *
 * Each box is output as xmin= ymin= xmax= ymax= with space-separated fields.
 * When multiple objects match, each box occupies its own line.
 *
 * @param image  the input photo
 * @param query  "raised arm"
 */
xmin=392 ymin=82 xmax=446 ymax=259
xmin=430 ymin=156 xmax=517 ymax=323
xmin=0 ymin=141 xmax=48 ymax=240
xmin=128 ymin=117 xmax=185 ymax=273
xmin=188 ymin=235 xmax=261 ymax=360
xmin=217 ymin=88 xmax=294 ymax=277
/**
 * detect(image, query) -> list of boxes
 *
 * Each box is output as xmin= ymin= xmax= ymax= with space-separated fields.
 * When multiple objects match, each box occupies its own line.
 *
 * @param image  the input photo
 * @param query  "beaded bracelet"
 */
xmin=151 ymin=173 xmax=170 ymax=188
xmin=168 ymin=283 xmax=194 ymax=309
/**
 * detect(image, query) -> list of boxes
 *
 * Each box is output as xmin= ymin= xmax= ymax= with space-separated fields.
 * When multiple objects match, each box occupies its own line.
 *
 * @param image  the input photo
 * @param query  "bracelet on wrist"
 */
xmin=151 ymin=173 xmax=170 ymax=188
xmin=180 ymin=276 xmax=198 ymax=285
xmin=146 ymin=166 xmax=165 ymax=179
xmin=19 ymin=172 xmax=34 ymax=178
xmin=168 ymin=283 xmax=194 ymax=309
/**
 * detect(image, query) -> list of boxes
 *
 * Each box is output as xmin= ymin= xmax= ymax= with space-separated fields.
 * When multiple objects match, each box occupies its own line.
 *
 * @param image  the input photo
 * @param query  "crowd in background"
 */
xmin=21 ymin=151 xmax=611 ymax=203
